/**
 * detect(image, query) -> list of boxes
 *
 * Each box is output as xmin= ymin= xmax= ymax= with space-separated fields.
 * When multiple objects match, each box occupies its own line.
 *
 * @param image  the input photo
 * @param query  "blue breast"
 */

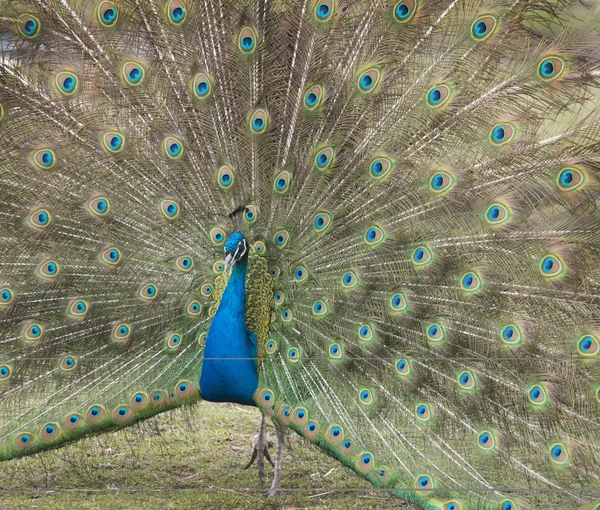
xmin=200 ymin=260 xmax=258 ymax=406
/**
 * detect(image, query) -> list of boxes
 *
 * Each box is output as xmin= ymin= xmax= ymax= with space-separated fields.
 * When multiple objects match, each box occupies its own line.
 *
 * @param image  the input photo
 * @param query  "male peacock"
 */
xmin=1 ymin=0 xmax=600 ymax=508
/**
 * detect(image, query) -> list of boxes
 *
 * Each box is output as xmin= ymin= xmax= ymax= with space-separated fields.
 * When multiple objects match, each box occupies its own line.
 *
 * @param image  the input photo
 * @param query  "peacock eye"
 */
xmin=314 ymin=147 xmax=335 ymax=171
xmin=87 ymin=196 xmax=110 ymax=217
xmin=314 ymin=1 xmax=335 ymax=21
xmin=217 ymin=165 xmax=235 ymax=189
xmin=18 ymin=14 xmax=41 ymax=38
xmin=274 ymin=170 xmax=292 ymax=193
xmin=122 ymin=62 xmax=146 ymax=86
xmin=358 ymin=68 xmax=382 ymax=93
xmin=537 ymin=56 xmax=566 ymax=82
xmin=426 ymin=84 xmax=452 ymax=108
xmin=31 ymin=149 xmax=56 ymax=170
xmin=304 ymin=85 xmax=324 ymax=109
xmin=97 ymin=1 xmax=118 ymax=27
xmin=55 ymin=71 xmax=79 ymax=95
xmin=490 ymin=122 xmax=517 ymax=146
xmin=393 ymin=0 xmax=417 ymax=22
xmin=429 ymin=170 xmax=456 ymax=194
xmin=471 ymin=15 xmax=497 ymax=41
xmin=238 ymin=27 xmax=258 ymax=54
xmin=192 ymin=71 xmax=213 ymax=99
xmin=167 ymin=0 xmax=187 ymax=24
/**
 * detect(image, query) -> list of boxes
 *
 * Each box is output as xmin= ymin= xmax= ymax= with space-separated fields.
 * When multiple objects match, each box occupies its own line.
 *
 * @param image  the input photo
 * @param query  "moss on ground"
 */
xmin=0 ymin=401 xmax=415 ymax=509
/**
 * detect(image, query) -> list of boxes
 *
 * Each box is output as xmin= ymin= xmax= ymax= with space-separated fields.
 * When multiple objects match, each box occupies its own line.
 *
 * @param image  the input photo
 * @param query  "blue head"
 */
xmin=224 ymin=232 xmax=248 ymax=271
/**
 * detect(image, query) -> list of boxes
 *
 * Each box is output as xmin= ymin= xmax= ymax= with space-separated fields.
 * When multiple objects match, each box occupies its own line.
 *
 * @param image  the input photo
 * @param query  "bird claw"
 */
xmin=243 ymin=414 xmax=273 ymax=487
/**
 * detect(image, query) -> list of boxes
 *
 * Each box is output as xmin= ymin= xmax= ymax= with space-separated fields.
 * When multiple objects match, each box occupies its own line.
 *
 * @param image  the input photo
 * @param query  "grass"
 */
xmin=0 ymin=401 xmax=416 ymax=509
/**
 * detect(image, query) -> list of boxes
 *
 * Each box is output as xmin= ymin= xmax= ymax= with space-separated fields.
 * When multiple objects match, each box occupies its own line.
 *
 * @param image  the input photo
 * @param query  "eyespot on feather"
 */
xmin=31 ymin=149 xmax=56 ymax=170
xmin=100 ymin=247 xmax=121 ymax=266
xmin=429 ymin=170 xmax=456 ymax=194
xmin=416 ymin=403 xmax=432 ymax=421
xmin=389 ymin=292 xmax=408 ymax=313
xmin=539 ymin=254 xmax=565 ymax=279
xmin=112 ymin=323 xmax=132 ymax=343
xmin=159 ymin=199 xmax=180 ymax=219
xmin=369 ymin=157 xmax=394 ymax=180
xmin=175 ymin=255 xmax=194 ymax=272
xmin=426 ymin=323 xmax=445 ymax=343
xmin=86 ymin=405 xmax=107 ymax=424
xmin=122 ymin=61 xmax=146 ymax=86
xmin=412 ymin=246 xmax=433 ymax=267
xmin=216 ymin=165 xmax=235 ymax=189
xmin=186 ymin=300 xmax=202 ymax=316
xmin=266 ymin=339 xmax=278 ymax=355
xmin=138 ymin=283 xmax=158 ymax=301
xmin=210 ymin=227 xmax=226 ymax=245
xmin=393 ymin=1 xmax=417 ymax=23
xmin=14 ymin=433 xmax=34 ymax=450
xmin=556 ymin=167 xmax=586 ymax=192
xmin=0 ymin=287 xmax=14 ymax=307
xmin=577 ymin=334 xmax=600 ymax=357
xmin=60 ymin=355 xmax=77 ymax=371
xmin=273 ymin=230 xmax=290 ymax=249
xmin=67 ymin=299 xmax=88 ymax=318
xmin=97 ymin=1 xmax=118 ymax=27
xmin=17 ymin=14 xmax=41 ymax=38
xmin=274 ymin=170 xmax=292 ymax=193
xmin=130 ymin=392 xmax=150 ymax=410
xmin=102 ymin=132 xmax=124 ymax=153
xmin=287 ymin=347 xmax=300 ymax=362
xmin=341 ymin=270 xmax=359 ymax=290
xmin=304 ymin=84 xmax=324 ymax=110
xmin=166 ymin=0 xmax=187 ymax=25
xmin=22 ymin=322 xmax=44 ymax=343
xmin=313 ymin=211 xmax=332 ymax=233
xmin=200 ymin=283 xmax=213 ymax=297
xmin=63 ymin=413 xmax=83 ymax=430
xmin=527 ymin=384 xmax=548 ymax=406
xmin=426 ymin=84 xmax=452 ymax=108
xmin=356 ymin=453 xmax=375 ymax=473
xmin=415 ymin=475 xmax=433 ymax=493
xmin=244 ymin=205 xmax=258 ymax=224
xmin=238 ymin=27 xmax=259 ymax=54
xmin=358 ymin=324 xmax=375 ymax=343
xmin=485 ymin=202 xmax=511 ymax=226
xmin=395 ymin=359 xmax=411 ymax=377
xmin=87 ymin=196 xmax=110 ymax=218
xmin=489 ymin=122 xmax=517 ymax=146
xmin=166 ymin=333 xmax=182 ymax=350
xmin=471 ymin=15 xmax=497 ymax=41
xmin=326 ymin=424 xmax=344 ymax=445
xmin=36 ymin=260 xmax=60 ymax=279
xmin=54 ymin=71 xmax=79 ymax=96
xmin=314 ymin=0 xmax=336 ymax=22
xmin=364 ymin=226 xmax=386 ymax=247
xmin=192 ymin=71 xmax=213 ymax=99
xmin=28 ymin=208 xmax=52 ymax=230
xmin=314 ymin=147 xmax=335 ymax=171
xmin=253 ymin=241 xmax=267 ymax=255
xmin=163 ymin=136 xmax=184 ymax=159
xmin=537 ymin=56 xmax=566 ymax=82
xmin=293 ymin=265 xmax=309 ymax=283
xmin=112 ymin=405 xmax=134 ymax=424
xmin=358 ymin=67 xmax=382 ymax=93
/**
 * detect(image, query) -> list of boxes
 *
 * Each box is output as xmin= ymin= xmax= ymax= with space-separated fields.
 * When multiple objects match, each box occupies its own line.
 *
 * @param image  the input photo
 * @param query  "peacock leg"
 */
xmin=267 ymin=423 xmax=285 ymax=497
xmin=244 ymin=412 xmax=274 ymax=487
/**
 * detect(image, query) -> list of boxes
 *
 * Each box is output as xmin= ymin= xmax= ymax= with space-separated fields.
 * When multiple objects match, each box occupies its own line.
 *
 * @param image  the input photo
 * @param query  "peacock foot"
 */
xmin=244 ymin=413 xmax=274 ymax=488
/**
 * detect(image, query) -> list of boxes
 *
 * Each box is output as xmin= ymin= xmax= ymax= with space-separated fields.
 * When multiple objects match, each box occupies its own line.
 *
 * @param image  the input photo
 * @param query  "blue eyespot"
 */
xmin=167 ymin=203 xmax=177 ymax=216
xmin=488 ymin=206 xmax=500 ymax=220
xmin=110 ymin=135 xmax=122 ymax=150
xmin=542 ymin=257 xmax=554 ymax=273
xmin=429 ymin=88 xmax=441 ymax=104
xmin=61 ymin=75 xmax=76 ymax=92
xmin=21 ymin=435 xmax=30 ymax=443
xmin=1 ymin=289 xmax=11 ymax=302
xmin=297 ymin=410 xmax=305 ymax=419
xmin=479 ymin=433 xmax=490 ymax=445
xmin=343 ymin=440 xmax=352 ymax=448
xmin=317 ymin=4 xmax=330 ymax=18
xmin=171 ymin=6 xmax=185 ymax=22
xmin=197 ymin=81 xmax=209 ymax=96
xmin=332 ymin=427 xmax=340 ymax=436
xmin=415 ymin=248 xmax=424 ymax=261
xmin=362 ymin=455 xmax=371 ymax=465
xmin=119 ymin=326 xmax=128 ymax=335
xmin=296 ymin=268 xmax=303 ymax=278
xmin=135 ymin=394 xmax=144 ymax=403
xmin=306 ymin=92 xmax=318 ymax=106
xmin=474 ymin=20 xmax=487 ymax=37
xmin=65 ymin=357 xmax=75 ymax=367
xmin=504 ymin=327 xmax=514 ymax=340
xmin=330 ymin=345 xmax=339 ymax=355
xmin=242 ymin=37 xmax=254 ymax=50
xmin=0 ymin=366 xmax=9 ymax=377
xmin=253 ymin=118 xmax=264 ymax=130
xmin=103 ymin=8 xmax=116 ymax=23
xmin=277 ymin=178 xmax=286 ymax=189
xmin=308 ymin=423 xmax=316 ymax=431
xmin=283 ymin=408 xmax=291 ymax=417
xmin=70 ymin=415 xmax=79 ymax=423
xmin=153 ymin=393 xmax=162 ymax=401
xmin=372 ymin=160 xmax=383 ymax=175
xmin=91 ymin=407 xmax=100 ymax=416
xmin=417 ymin=405 xmax=427 ymax=416
xmin=169 ymin=142 xmax=181 ymax=156
xmin=493 ymin=126 xmax=504 ymax=142
xmin=24 ymin=18 xmax=38 ymax=35
xmin=530 ymin=387 xmax=541 ymax=399
xmin=361 ymin=327 xmax=369 ymax=337
xmin=551 ymin=445 xmax=562 ymax=459
xmin=179 ymin=383 xmax=187 ymax=392
xmin=118 ymin=407 xmax=127 ymax=416
xmin=129 ymin=67 xmax=142 ymax=83
xmin=361 ymin=390 xmax=370 ymax=400
xmin=419 ymin=477 xmax=429 ymax=487
xmin=395 ymin=3 xmax=410 ymax=19
xmin=360 ymin=74 xmax=373 ymax=90
xmin=317 ymin=153 xmax=329 ymax=167
xmin=41 ymin=151 xmax=53 ymax=167
xmin=315 ymin=215 xmax=325 ymax=228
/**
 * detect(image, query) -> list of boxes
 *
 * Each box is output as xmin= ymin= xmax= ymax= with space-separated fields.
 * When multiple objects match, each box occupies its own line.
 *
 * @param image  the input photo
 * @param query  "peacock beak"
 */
xmin=224 ymin=253 xmax=234 ymax=272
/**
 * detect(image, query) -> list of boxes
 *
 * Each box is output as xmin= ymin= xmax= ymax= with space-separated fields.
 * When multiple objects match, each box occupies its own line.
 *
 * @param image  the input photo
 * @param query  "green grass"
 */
xmin=0 ymin=401 xmax=415 ymax=509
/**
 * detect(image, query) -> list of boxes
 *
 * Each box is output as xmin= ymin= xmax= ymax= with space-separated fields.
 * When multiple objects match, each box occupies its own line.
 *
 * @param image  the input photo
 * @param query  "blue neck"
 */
xmin=200 ymin=259 xmax=258 ymax=406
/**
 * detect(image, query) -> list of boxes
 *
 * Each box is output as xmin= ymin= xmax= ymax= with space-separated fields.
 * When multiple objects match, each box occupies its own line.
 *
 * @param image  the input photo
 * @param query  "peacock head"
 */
xmin=224 ymin=232 xmax=248 ymax=272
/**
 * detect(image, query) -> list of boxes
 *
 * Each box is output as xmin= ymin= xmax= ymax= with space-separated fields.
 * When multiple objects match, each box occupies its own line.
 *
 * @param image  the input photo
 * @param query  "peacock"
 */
xmin=1 ymin=0 xmax=600 ymax=508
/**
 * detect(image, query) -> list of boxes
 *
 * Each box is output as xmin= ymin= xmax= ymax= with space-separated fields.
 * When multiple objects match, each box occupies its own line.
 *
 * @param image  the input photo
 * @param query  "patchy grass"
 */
xmin=0 ymin=401 xmax=416 ymax=509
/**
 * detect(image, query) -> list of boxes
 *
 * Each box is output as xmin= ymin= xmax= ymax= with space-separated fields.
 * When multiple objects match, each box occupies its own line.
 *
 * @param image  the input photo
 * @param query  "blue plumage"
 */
xmin=200 ymin=234 xmax=258 ymax=406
